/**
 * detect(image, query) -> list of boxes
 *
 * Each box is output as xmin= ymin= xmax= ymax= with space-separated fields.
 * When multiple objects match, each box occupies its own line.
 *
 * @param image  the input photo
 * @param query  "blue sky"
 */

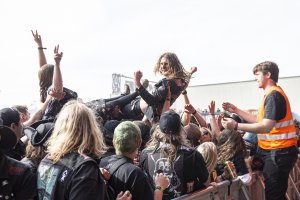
xmin=1 ymin=0 xmax=300 ymax=108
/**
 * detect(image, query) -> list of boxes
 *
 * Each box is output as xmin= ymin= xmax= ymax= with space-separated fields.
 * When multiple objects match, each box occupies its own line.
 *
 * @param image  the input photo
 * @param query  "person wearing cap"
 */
xmin=140 ymin=110 xmax=209 ymax=199
xmin=101 ymin=119 xmax=121 ymax=158
xmin=37 ymin=101 xmax=107 ymax=199
xmin=222 ymin=61 xmax=298 ymax=200
xmin=21 ymin=119 xmax=54 ymax=172
xmin=100 ymin=121 xmax=169 ymax=200
xmin=0 ymin=108 xmax=25 ymax=160
xmin=0 ymin=121 xmax=37 ymax=199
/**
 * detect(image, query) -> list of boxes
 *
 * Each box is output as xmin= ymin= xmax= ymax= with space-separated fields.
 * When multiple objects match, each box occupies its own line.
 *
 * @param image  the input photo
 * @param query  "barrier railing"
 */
xmin=173 ymin=178 xmax=251 ymax=200
xmin=173 ymin=155 xmax=300 ymax=200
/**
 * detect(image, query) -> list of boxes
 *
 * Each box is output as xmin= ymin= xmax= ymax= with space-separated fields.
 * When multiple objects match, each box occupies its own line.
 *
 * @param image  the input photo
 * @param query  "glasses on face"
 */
xmin=201 ymin=131 xmax=209 ymax=137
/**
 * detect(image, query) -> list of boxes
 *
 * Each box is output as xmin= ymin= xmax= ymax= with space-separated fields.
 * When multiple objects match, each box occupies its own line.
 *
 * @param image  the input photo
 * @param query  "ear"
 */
xmin=265 ymin=71 xmax=272 ymax=79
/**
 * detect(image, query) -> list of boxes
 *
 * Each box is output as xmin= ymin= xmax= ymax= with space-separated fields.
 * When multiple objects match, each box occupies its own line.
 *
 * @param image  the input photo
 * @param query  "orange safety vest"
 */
xmin=257 ymin=86 xmax=297 ymax=149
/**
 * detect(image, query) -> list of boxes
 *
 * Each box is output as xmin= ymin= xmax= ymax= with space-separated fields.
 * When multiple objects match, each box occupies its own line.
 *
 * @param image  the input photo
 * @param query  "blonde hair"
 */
xmin=197 ymin=142 xmax=218 ymax=173
xmin=47 ymin=101 xmax=106 ymax=163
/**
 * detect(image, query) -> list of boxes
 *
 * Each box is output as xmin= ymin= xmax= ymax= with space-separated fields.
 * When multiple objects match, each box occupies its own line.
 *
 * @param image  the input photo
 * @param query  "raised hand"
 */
xmin=31 ymin=30 xmax=43 ymax=47
xmin=184 ymin=104 xmax=196 ymax=115
xmin=208 ymin=101 xmax=215 ymax=115
xmin=189 ymin=66 xmax=197 ymax=75
xmin=133 ymin=70 xmax=143 ymax=88
xmin=54 ymin=45 xmax=63 ymax=65
xmin=155 ymin=173 xmax=170 ymax=191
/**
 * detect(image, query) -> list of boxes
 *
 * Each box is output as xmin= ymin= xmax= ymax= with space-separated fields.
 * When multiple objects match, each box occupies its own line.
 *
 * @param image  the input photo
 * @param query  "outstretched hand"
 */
xmin=222 ymin=102 xmax=237 ymax=113
xmin=54 ymin=45 xmax=63 ymax=65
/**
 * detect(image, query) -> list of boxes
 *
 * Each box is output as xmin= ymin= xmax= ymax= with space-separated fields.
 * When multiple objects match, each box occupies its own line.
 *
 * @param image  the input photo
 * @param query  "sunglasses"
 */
xmin=201 ymin=131 xmax=209 ymax=136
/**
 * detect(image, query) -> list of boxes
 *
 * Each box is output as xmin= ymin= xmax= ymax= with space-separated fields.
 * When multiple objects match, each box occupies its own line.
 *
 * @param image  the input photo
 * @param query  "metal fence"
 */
xmin=173 ymin=155 xmax=300 ymax=200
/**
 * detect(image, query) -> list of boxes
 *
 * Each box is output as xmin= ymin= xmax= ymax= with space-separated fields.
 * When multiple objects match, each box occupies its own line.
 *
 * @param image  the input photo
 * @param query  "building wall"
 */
xmin=173 ymin=76 xmax=300 ymax=114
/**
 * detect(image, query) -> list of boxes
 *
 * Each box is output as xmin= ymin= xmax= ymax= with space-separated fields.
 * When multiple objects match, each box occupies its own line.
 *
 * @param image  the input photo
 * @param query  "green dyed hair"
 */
xmin=113 ymin=121 xmax=141 ymax=154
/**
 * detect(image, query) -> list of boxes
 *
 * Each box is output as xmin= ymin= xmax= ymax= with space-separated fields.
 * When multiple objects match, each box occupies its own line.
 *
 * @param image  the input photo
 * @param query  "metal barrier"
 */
xmin=173 ymin=178 xmax=251 ymax=200
xmin=173 ymin=155 xmax=300 ymax=200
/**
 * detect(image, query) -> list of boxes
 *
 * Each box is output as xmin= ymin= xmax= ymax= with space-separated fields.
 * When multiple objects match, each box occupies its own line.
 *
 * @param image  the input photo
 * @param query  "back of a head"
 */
xmin=103 ymin=120 xmax=121 ymax=147
xmin=159 ymin=110 xmax=181 ymax=135
xmin=0 ymin=108 xmax=20 ymax=127
xmin=133 ymin=120 xmax=151 ymax=150
xmin=197 ymin=142 xmax=218 ymax=173
xmin=38 ymin=64 xmax=54 ymax=86
xmin=184 ymin=123 xmax=201 ymax=147
xmin=113 ymin=121 xmax=141 ymax=154
xmin=47 ymin=101 xmax=105 ymax=162
xmin=252 ymin=61 xmax=279 ymax=83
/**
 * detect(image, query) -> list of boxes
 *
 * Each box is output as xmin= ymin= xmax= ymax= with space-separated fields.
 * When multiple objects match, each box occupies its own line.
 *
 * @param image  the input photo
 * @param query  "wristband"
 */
xmin=181 ymin=90 xmax=187 ymax=95
xmin=38 ymin=47 xmax=47 ymax=50
xmin=166 ymin=98 xmax=171 ymax=101
xmin=155 ymin=185 xmax=164 ymax=192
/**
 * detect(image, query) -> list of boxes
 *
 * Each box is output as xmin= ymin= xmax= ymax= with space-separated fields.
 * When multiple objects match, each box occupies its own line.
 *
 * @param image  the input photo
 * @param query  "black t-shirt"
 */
xmin=100 ymin=155 xmax=154 ymax=200
xmin=264 ymin=91 xmax=286 ymax=120
xmin=140 ymin=144 xmax=209 ymax=199
xmin=38 ymin=153 xmax=105 ymax=200
xmin=0 ymin=153 xmax=37 ymax=200
xmin=43 ymin=87 xmax=78 ymax=120
xmin=215 ymin=154 xmax=248 ymax=177
xmin=2 ymin=141 xmax=26 ymax=161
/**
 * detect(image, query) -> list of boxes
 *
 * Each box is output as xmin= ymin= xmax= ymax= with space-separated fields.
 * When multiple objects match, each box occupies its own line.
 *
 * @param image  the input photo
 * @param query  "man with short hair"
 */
xmin=100 ymin=121 xmax=168 ymax=200
xmin=222 ymin=61 xmax=298 ymax=200
xmin=0 ymin=108 xmax=25 ymax=160
xmin=0 ymin=111 xmax=36 ymax=200
xmin=11 ymin=105 xmax=30 ymax=124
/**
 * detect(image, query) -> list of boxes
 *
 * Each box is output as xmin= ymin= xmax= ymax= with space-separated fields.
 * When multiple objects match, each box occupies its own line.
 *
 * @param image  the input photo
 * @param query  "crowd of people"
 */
xmin=0 ymin=30 xmax=299 ymax=200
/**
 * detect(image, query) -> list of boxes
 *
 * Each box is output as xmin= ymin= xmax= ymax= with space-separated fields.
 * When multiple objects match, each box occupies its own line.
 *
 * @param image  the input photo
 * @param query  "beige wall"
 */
xmin=173 ymin=76 xmax=300 ymax=115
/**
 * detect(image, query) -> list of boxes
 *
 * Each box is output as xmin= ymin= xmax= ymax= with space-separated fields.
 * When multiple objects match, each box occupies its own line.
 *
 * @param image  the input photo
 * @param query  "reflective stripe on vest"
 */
xmin=257 ymin=132 xmax=296 ymax=140
xmin=274 ymin=120 xmax=294 ymax=129
xmin=257 ymin=86 xmax=297 ymax=149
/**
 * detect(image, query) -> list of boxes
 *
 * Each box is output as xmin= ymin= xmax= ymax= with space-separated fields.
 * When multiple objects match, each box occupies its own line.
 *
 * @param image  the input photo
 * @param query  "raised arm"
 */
xmin=161 ymin=84 xmax=171 ymax=113
xmin=208 ymin=101 xmax=221 ymax=137
xmin=48 ymin=45 xmax=64 ymax=100
xmin=184 ymin=104 xmax=207 ymax=128
xmin=31 ymin=30 xmax=47 ymax=67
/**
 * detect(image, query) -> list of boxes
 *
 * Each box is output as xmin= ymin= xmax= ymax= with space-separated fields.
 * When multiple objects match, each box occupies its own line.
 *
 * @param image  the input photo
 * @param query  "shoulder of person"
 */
xmin=5 ymin=155 xmax=34 ymax=175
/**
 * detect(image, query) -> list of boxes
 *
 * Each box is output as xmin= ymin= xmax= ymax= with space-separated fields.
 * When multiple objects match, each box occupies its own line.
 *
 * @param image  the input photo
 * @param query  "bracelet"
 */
xmin=192 ymin=110 xmax=197 ymax=115
xmin=155 ymin=185 xmax=164 ymax=192
xmin=38 ymin=47 xmax=47 ymax=50
xmin=234 ymin=122 xmax=238 ymax=130
xmin=166 ymin=98 xmax=171 ymax=101
xmin=181 ymin=90 xmax=187 ymax=95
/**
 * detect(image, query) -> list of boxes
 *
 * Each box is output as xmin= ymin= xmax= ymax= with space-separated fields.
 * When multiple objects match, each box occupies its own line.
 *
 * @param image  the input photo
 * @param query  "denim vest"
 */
xmin=37 ymin=152 xmax=97 ymax=200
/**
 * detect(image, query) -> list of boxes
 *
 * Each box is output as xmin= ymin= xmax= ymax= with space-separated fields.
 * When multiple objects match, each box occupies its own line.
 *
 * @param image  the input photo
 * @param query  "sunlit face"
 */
xmin=200 ymin=130 xmax=212 ymax=143
xmin=159 ymin=57 xmax=171 ymax=77
xmin=254 ymin=71 xmax=268 ymax=89
xmin=20 ymin=111 xmax=30 ymax=123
